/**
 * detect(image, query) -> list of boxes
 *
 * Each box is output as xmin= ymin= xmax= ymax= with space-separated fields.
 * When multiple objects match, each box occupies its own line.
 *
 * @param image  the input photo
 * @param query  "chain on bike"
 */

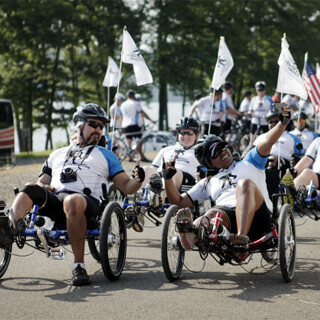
xmin=15 ymin=218 xmax=27 ymax=249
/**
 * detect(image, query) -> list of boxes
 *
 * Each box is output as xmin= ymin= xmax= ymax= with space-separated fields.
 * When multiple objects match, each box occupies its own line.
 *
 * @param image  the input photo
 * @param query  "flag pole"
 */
xmin=208 ymin=88 xmax=216 ymax=135
xmin=107 ymin=86 xmax=110 ymax=132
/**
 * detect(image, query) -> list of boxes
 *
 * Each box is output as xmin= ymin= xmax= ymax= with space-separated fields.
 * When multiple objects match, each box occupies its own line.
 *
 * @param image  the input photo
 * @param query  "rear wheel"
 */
xmin=108 ymin=183 xmax=125 ymax=203
xmin=161 ymin=205 xmax=185 ymax=281
xmin=0 ymin=244 xmax=12 ymax=278
xmin=279 ymin=204 xmax=296 ymax=282
xmin=114 ymin=137 xmax=128 ymax=161
xmin=88 ymin=237 xmax=100 ymax=262
xmin=100 ymin=202 xmax=127 ymax=281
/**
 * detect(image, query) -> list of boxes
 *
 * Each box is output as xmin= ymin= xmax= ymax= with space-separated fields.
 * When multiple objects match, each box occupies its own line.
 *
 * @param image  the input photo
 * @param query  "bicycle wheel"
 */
xmin=88 ymin=236 xmax=100 ymax=262
xmin=161 ymin=205 xmax=185 ymax=281
xmin=140 ymin=134 xmax=169 ymax=162
xmin=278 ymin=204 xmax=296 ymax=282
xmin=108 ymin=182 xmax=125 ymax=203
xmin=100 ymin=202 xmax=127 ymax=281
xmin=114 ymin=137 xmax=128 ymax=161
xmin=0 ymin=244 xmax=12 ymax=278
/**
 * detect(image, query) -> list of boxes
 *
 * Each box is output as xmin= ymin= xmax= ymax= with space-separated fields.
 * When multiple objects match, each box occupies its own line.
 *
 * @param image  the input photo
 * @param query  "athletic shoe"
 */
xmin=132 ymin=213 xmax=144 ymax=232
xmin=72 ymin=265 xmax=90 ymax=286
xmin=176 ymin=208 xmax=195 ymax=250
xmin=280 ymin=173 xmax=295 ymax=207
xmin=229 ymin=233 xmax=249 ymax=262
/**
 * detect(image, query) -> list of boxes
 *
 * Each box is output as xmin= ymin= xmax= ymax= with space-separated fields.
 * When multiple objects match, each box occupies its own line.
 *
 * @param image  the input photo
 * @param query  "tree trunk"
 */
xmin=158 ymin=80 xmax=168 ymax=130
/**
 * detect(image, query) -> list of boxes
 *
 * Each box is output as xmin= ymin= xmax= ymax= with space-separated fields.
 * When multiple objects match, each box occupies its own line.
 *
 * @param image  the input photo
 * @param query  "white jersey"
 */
xmin=120 ymin=99 xmax=143 ymax=128
xmin=239 ymin=97 xmax=250 ymax=113
xmin=222 ymin=92 xmax=236 ymax=121
xmin=289 ymin=127 xmax=318 ymax=150
xmin=152 ymin=142 xmax=200 ymax=179
xmin=254 ymin=131 xmax=303 ymax=161
xmin=305 ymin=137 xmax=320 ymax=174
xmin=109 ymin=102 xmax=122 ymax=128
xmin=187 ymin=147 xmax=272 ymax=211
xmin=249 ymin=95 xmax=273 ymax=126
xmin=194 ymin=96 xmax=215 ymax=123
xmin=46 ymin=144 xmax=124 ymax=201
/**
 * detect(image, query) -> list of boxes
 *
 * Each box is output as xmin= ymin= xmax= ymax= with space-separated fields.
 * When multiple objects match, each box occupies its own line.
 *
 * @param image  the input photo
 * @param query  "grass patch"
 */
xmin=16 ymin=150 xmax=52 ymax=159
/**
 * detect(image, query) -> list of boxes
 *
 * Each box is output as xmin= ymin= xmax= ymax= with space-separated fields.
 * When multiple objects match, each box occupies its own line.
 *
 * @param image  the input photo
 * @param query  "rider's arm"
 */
xmin=112 ymin=171 xmax=142 ymax=195
xmin=225 ymin=107 xmax=240 ymax=117
xmin=257 ymin=105 xmax=290 ymax=157
xmin=37 ymin=173 xmax=54 ymax=191
xmin=189 ymin=102 xmax=198 ymax=117
xmin=164 ymin=178 xmax=193 ymax=208
xmin=294 ymin=156 xmax=314 ymax=175
xmin=141 ymin=110 xmax=156 ymax=124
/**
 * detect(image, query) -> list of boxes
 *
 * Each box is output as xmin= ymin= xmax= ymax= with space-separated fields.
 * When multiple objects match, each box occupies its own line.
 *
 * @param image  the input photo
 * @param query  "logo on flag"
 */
xmin=303 ymin=54 xmax=320 ymax=106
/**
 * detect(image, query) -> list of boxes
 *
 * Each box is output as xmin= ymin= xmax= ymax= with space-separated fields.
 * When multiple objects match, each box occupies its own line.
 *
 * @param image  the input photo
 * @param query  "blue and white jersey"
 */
xmin=109 ymin=102 xmax=122 ymax=128
xmin=187 ymin=147 xmax=272 ymax=211
xmin=152 ymin=142 xmax=200 ymax=179
xmin=249 ymin=95 xmax=273 ymax=126
xmin=254 ymin=131 xmax=304 ymax=161
xmin=222 ymin=92 xmax=236 ymax=121
xmin=120 ymin=99 xmax=143 ymax=128
xmin=46 ymin=144 xmax=124 ymax=201
xmin=289 ymin=127 xmax=318 ymax=150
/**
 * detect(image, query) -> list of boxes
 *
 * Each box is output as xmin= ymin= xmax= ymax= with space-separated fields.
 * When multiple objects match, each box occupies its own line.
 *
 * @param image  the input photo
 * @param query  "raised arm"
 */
xmin=257 ymin=105 xmax=290 ymax=157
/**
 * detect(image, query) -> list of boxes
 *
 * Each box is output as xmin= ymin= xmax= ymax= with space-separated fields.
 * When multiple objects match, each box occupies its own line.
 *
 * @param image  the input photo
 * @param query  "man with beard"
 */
xmin=1 ymin=103 xmax=144 ymax=286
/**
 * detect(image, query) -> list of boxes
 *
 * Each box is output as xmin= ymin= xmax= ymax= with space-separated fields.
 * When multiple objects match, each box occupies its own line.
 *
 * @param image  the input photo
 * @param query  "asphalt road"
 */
xmin=0 ymin=160 xmax=320 ymax=319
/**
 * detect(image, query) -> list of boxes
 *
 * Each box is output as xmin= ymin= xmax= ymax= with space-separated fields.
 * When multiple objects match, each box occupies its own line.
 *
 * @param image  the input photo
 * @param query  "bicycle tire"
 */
xmin=108 ymin=182 xmax=125 ymax=203
xmin=0 ymin=244 xmax=12 ymax=278
xmin=161 ymin=205 xmax=185 ymax=281
xmin=140 ymin=134 xmax=170 ymax=162
xmin=114 ymin=137 xmax=128 ymax=161
xmin=278 ymin=204 xmax=296 ymax=282
xmin=100 ymin=202 xmax=127 ymax=281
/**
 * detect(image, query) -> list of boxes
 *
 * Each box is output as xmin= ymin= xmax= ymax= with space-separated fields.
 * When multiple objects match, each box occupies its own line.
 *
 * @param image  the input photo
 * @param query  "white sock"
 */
xmin=74 ymin=262 xmax=85 ymax=269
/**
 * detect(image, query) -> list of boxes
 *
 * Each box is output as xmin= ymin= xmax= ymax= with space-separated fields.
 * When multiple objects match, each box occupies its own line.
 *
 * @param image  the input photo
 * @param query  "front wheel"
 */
xmin=100 ymin=202 xmax=127 ymax=281
xmin=161 ymin=205 xmax=185 ymax=281
xmin=0 ymin=244 xmax=12 ymax=278
xmin=278 ymin=204 xmax=296 ymax=282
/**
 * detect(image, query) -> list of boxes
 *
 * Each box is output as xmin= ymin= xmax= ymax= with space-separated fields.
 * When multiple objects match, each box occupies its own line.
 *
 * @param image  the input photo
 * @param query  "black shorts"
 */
xmin=39 ymin=191 xmax=100 ymax=229
xmin=124 ymin=125 xmax=143 ymax=139
xmin=203 ymin=123 xmax=222 ymax=136
xmin=316 ymin=173 xmax=320 ymax=189
xmin=214 ymin=202 xmax=271 ymax=241
xmin=250 ymin=123 xmax=268 ymax=135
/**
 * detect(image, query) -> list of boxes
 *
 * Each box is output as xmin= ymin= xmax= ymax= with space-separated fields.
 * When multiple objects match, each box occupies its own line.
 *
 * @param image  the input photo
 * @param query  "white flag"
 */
xmin=276 ymin=35 xmax=308 ymax=100
xmin=102 ymin=56 xmax=122 ymax=87
xmin=211 ymin=37 xmax=234 ymax=90
xmin=122 ymin=28 xmax=153 ymax=86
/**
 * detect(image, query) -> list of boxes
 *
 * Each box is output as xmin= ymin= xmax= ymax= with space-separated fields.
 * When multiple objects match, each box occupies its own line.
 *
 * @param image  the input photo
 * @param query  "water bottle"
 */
xmin=34 ymin=216 xmax=55 ymax=230
xmin=49 ymin=247 xmax=66 ymax=260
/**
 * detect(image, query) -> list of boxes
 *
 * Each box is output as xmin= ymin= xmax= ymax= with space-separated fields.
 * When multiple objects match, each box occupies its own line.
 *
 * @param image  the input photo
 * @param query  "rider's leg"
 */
xmin=235 ymin=178 xmax=264 ymax=237
xmin=63 ymin=194 xmax=87 ymax=264
xmin=193 ymin=207 xmax=231 ymax=230
xmin=294 ymin=168 xmax=319 ymax=189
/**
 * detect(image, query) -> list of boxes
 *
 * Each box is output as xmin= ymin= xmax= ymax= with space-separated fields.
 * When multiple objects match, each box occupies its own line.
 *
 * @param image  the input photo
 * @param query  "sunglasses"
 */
xmin=210 ymin=142 xmax=228 ymax=159
xmin=179 ymin=131 xmax=195 ymax=136
xmin=87 ymin=120 xmax=104 ymax=130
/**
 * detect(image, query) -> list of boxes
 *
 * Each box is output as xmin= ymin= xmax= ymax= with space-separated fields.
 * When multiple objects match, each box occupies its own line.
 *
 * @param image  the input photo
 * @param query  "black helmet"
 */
xmin=194 ymin=93 xmax=202 ymax=100
xmin=73 ymin=103 xmax=108 ymax=125
xmin=244 ymin=90 xmax=252 ymax=97
xmin=265 ymin=110 xmax=279 ymax=122
xmin=255 ymin=81 xmax=266 ymax=91
xmin=223 ymin=81 xmax=233 ymax=90
xmin=126 ymin=89 xmax=136 ymax=98
xmin=176 ymin=117 xmax=200 ymax=133
xmin=293 ymin=111 xmax=307 ymax=120
xmin=194 ymin=135 xmax=228 ymax=169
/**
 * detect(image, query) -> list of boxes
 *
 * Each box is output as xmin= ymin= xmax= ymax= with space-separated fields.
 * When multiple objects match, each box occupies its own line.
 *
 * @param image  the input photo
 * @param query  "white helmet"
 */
xmin=114 ymin=93 xmax=125 ymax=101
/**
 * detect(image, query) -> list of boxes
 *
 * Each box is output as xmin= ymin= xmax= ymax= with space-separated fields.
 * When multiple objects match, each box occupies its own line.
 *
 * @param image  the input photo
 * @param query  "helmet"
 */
xmin=244 ymin=90 xmax=252 ymax=97
xmin=292 ymin=111 xmax=307 ymax=120
xmin=265 ymin=110 xmax=279 ymax=122
xmin=73 ymin=103 xmax=108 ymax=125
xmin=176 ymin=117 xmax=200 ymax=133
xmin=255 ymin=81 xmax=266 ymax=91
xmin=223 ymin=81 xmax=233 ymax=90
xmin=135 ymin=93 xmax=141 ymax=101
xmin=194 ymin=93 xmax=202 ymax=100
xmin=126 ymin=89 xmax=136 ymax=98
xmin=114 ymin=93 xmax=125 ymax=101
xmin=194 ymin=135 xmax=228 ymax=169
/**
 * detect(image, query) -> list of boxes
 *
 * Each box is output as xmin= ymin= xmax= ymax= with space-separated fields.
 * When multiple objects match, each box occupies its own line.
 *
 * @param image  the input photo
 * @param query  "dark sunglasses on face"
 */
xmin=210 ymin=142 xmax=228 ymax=159
xmin=87 ymin=120 xmax=104 ymax=130
xmin=179 ymin=131 xmax=195 ymax=136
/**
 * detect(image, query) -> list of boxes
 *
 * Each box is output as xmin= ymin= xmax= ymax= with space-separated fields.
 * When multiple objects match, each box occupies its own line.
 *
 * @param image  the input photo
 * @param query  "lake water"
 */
xmin=16 ymin=101 xmax=192 ymax=152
